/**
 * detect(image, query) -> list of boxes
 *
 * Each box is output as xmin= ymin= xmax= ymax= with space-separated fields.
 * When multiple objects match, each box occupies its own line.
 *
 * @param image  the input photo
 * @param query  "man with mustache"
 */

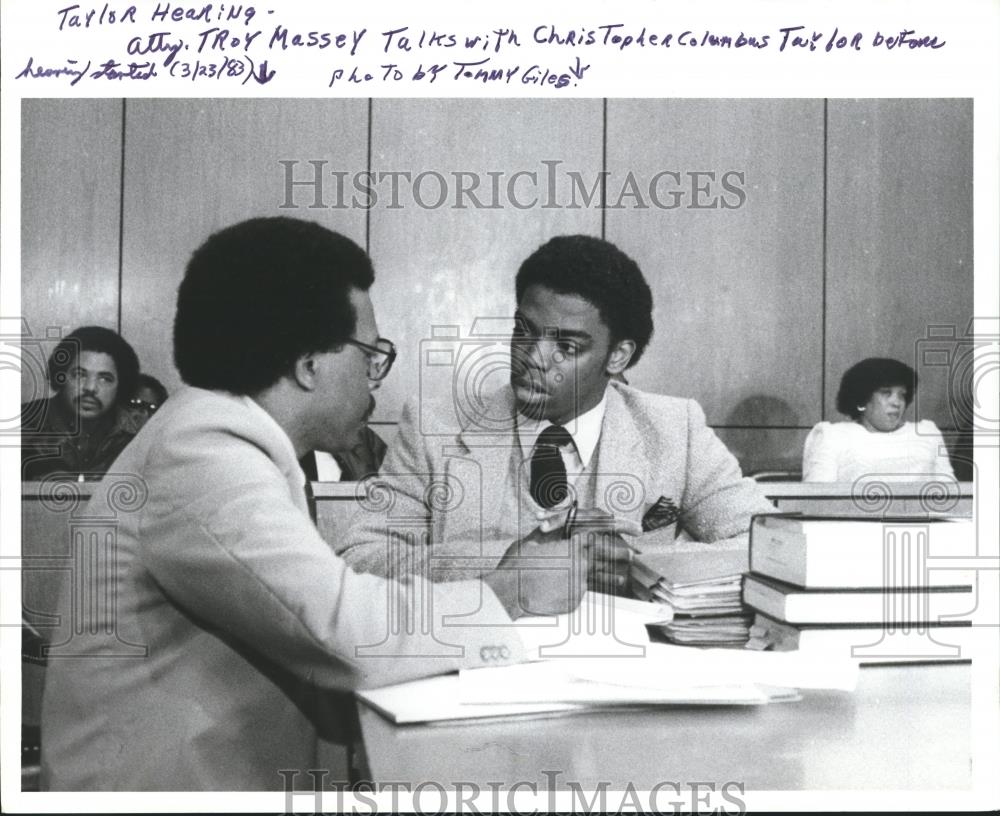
xmin=341 ymin=235 xmax=774 ymax=590
xmin=21 ymin=325 xmax=141 ymax=480
xmin=300 ymin=394 xmax=388 ymax=481
xmin=40 ymin=218 xmax=596 ymax=791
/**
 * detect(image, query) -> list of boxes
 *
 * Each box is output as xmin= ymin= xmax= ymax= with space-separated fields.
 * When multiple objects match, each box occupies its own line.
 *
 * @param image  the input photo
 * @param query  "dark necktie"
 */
xmin=530 ymin=424 xmax=573 ymax=508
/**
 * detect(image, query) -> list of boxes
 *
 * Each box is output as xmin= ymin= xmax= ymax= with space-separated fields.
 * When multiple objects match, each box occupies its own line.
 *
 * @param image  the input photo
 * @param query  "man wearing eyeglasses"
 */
xmin=300 ymin=339 xmax=393 ymax=482
xmin=41 ymin=217 xmax=593 ymax=792
xmin=340 ymin=234 xmax=773 ymax=593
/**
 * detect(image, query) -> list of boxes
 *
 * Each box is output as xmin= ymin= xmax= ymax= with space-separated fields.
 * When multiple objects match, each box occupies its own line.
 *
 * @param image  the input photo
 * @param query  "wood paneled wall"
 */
xmin=825 ymin=99 xmax=974 ymax=427
xmin=20 ymin=98 xmax=974 ymax=474
xmin=369 ymin=99 xmax=603 ymax=422
xmin=20 ymin=100 xmax=122 ymax=404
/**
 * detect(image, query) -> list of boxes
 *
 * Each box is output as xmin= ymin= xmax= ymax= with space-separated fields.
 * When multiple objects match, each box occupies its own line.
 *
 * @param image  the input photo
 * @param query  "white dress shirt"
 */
xmin=516 ymin=393 xmax=608 ymax=485
xmin=312 ymin=450 xmax=343 ymax=481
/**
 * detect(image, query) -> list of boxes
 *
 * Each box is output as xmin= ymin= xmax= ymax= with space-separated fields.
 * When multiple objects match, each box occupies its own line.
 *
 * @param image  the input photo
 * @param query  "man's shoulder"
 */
xmin=398 ymin=385 xmax=517 ymax=440
xmin=20 ymin=397 xmax=58 ymax=434
xmin=146 ymin=388 xmax=285 ymax=451
xmin=21 ymin=397 xmax=52 ymax=412
xmin=133 ymin=388 xmax=300 ymax=492
xmin=608 ymin=383 xmax=698 ymax=426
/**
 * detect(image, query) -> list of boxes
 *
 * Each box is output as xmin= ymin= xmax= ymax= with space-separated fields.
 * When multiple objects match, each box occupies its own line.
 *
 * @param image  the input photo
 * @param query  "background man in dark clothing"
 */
xmin=21 ymin=325 xmax=141 ymax=480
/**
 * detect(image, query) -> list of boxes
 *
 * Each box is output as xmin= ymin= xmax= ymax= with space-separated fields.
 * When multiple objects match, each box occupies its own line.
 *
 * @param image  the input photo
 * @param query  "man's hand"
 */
xmin=482 ymin=525 xmax=590 ymax=620
xmin=534 ymin=503 xmax=641 ymax=596
xmin=587 ymin=536 xmax=634 ymax=595
xmin=483 ymin=504 xmax=644 ymax=619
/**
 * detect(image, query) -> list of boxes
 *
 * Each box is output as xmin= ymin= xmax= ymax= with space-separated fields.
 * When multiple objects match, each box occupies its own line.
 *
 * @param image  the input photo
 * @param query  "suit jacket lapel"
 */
xmin=443 ymin=386 xmax=526 ymax=560
xmin=590 ymin=385 xmax=652 ymax=528
xmin=442 ymin=384 xmax=659 ymax=561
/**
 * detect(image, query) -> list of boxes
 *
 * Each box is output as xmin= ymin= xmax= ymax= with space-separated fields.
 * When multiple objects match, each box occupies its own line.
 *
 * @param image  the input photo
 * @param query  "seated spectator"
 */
xmin=21 ymin=326 xmax=140 ymax=480
xmin=127 ymin=373 xmax=168 ymax=430
xmin=803 ymin=357 xmax=955 ymax=482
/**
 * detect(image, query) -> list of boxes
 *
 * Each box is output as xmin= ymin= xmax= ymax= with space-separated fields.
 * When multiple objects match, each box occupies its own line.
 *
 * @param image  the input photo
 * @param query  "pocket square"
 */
xmin=642 ymin=496 xmax=680 ymax=532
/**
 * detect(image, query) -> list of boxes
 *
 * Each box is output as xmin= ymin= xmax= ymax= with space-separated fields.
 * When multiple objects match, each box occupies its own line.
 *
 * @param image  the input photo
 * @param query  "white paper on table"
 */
xmin=357 ymin=673 xmax=587 ymax=724
xmin=567 ymin=642 xmax=859 ymax=692
xmin=458 ymin=660 xmax=795 ymax=706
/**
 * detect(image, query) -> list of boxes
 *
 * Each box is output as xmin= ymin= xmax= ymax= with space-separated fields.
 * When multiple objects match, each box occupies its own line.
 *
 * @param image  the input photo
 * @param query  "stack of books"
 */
xmin=744 ymin=514 xmax=975 ymax=664
xmin=631 ymin=549 xmax=754 ymax=646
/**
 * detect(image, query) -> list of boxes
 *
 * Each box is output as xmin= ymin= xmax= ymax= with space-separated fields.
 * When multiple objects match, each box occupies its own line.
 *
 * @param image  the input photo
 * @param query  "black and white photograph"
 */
xmin=2 ymin=2 xmax=998 ymax=813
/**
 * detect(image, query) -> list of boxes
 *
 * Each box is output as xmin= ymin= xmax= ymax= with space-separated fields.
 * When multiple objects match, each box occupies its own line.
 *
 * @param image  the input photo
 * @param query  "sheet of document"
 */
xmin=356 ymin=674 xmax=588 ymax=724
xmin=458 ymin=660 xmax=799 ymax=705
xmin=564 ymin=642 xmax=859 ymax=692
xmin=359 ymin=594 xmax=854 ymax=723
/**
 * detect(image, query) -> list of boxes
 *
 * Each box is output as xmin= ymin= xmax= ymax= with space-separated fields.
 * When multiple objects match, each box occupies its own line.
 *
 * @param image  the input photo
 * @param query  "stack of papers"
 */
xmin=631 ymin=550 xmax=753 ymax=646
xmin=355 ymin=598 xmax=859 ymax=725
xmin=357 ymin=641 xmax=859 ymax=724
xmin=659 ymin=614 xmax=755 ymax=645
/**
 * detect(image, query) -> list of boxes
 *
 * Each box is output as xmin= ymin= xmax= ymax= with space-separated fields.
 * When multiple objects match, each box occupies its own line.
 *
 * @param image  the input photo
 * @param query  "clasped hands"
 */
xmin=483 ymin=500 xmax=641 ymax=620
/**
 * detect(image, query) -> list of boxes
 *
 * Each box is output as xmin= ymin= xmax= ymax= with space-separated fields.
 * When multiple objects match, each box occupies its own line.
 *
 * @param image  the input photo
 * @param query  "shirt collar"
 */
xmin=517 ymin=392 xmax=608 ymax=468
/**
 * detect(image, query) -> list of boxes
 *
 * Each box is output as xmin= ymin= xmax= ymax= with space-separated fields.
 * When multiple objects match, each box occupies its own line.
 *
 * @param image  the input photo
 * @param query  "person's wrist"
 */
xmin=482 ymin=567 xmax=522 ymax=620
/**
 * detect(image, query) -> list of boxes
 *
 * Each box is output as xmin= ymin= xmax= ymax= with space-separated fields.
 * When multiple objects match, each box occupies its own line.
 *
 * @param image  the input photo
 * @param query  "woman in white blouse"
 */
xmin=803 ymin=357 xmax=955 ymax=482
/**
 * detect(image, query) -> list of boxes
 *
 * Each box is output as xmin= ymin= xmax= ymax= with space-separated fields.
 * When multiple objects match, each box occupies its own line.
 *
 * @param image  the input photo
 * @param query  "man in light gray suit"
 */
xmin=40 ymin=218 xmax=596 ymax=791
xmin=341 ymin=235 xmax=774 ymax=589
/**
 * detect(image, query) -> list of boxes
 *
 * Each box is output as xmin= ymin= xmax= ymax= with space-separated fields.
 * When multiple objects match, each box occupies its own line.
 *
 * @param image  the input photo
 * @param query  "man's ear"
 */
xmin=606 ymin=339 xmax=636 ymax=376
xmin=292 ymin=354 xmax=320 ymax=391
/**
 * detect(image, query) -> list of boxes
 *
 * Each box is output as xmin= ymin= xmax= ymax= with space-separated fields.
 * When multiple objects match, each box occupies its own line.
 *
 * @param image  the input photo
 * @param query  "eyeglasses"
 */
xmin=128 ymin=398 xmax=159 ymax=415
xmin=343 ymin=337 xmax=397 ymax=382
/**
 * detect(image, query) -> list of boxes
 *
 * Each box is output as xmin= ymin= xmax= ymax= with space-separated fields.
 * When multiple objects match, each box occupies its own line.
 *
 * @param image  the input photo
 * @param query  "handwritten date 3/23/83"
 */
xmin=14 ymin=54 xmax=276 ymax=85
xmin=169 ymin=55 xmax=273 ymax=83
